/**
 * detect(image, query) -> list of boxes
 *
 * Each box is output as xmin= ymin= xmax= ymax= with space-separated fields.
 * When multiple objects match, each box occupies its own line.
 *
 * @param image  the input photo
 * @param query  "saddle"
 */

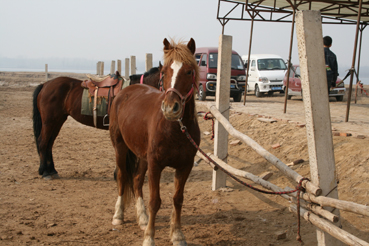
xmin=81 ymin=71 xmax=124 ymax=127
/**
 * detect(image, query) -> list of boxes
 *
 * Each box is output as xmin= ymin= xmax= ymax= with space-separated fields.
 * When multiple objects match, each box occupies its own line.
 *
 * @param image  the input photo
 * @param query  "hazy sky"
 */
xmin=1 ymin=0 xmax=368 ymax=75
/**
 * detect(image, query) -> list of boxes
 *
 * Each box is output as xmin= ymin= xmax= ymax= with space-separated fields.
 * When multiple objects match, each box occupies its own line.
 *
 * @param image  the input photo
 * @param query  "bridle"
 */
xmin=161 ymin=70 xmax=198 ymax=119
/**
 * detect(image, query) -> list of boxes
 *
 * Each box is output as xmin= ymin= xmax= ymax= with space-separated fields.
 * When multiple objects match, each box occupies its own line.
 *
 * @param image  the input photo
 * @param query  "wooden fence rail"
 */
xmin=196 ymin=105 xmax=369 ymax=245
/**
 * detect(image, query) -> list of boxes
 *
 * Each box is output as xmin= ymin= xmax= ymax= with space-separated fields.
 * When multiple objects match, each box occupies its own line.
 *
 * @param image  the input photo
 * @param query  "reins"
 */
xmin=178 ymin=118 xmax=309 ymax=244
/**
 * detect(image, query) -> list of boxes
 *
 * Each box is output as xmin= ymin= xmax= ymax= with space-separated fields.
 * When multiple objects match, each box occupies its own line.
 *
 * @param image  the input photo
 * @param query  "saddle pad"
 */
xmin=81 ymin=89 xmax=108 ymax=116
xmin=80 ymin=78 xmax=131 ymax=116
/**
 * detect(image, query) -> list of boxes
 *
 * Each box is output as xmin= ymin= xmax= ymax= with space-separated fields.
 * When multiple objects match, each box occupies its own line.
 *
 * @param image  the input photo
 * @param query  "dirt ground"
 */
xmin=0 ymin=71 xmax=368 ymax=246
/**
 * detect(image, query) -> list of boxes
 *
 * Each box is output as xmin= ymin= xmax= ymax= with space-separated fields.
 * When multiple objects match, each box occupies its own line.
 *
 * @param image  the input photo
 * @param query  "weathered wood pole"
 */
xmin=110 ymin=60 xmax=115 ymax=75
xmin=212 ymin=34 xmax=232 ymax=190
xmin=125 ymin=58 xmax=129 ymax=80
xmin=117 ymin=59 xmax=122 ymax=75
xmin=130 ymin=56 xmax=136 ymax=75
xmin=100 ymin=61 xmax=104 ymax=76
xmin=96 ymin=62 xmax=100 ymax=75
xmin=45 ymin=64 xmax=48 ymax=82
xmin=145 ymin=53 xmax=153 ymax=71
xmin=296 ymin=10 xmax=342 ymax=246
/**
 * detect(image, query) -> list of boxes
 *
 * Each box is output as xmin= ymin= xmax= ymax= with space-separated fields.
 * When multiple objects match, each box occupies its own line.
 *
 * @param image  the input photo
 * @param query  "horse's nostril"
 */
xmin=173 ymin=102 xmax=180 ymax=113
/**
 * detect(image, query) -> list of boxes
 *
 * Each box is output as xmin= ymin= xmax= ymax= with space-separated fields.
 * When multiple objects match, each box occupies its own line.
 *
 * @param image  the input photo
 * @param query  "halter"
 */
xmin=140 ymin=74 xmax=144 ymax=84
xmin=162 ymin=70 xmax=198 ymax=119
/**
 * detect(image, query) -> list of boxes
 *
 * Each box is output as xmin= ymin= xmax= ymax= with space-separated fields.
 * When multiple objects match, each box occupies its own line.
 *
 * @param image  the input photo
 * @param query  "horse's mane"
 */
xmin=163 ymin=39 xmax=199 ymax=88
xmin=129 ymin=66 xmax=160 ymax=81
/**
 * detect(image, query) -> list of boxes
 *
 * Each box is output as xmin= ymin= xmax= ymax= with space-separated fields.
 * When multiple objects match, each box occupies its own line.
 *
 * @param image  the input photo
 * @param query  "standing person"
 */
xmin=323 ymin=36 xmax=339 ymax=93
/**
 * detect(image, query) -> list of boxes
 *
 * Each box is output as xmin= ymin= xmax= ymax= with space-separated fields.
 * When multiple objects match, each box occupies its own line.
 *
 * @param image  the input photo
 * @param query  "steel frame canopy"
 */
xmin=217 ymin=0 xmax=369 ymax=26
xmin=217 ymin=0 xmax=368 ymax=121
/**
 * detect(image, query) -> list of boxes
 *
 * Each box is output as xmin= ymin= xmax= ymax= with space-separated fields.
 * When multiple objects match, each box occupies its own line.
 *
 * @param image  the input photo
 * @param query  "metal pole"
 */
xmin=243 ymin=14 xmax=255 ymax=105
xmin=345 ymin=0 xmax=362 ymax=122
xmin=354 ymin=24 xmax=366 ymax=104
xmin=283 ymin=7 xmax=296 ymax=113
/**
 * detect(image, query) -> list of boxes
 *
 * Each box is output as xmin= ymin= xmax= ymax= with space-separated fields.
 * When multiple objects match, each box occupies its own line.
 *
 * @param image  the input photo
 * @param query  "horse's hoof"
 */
xmin=142 ymin=237 xmax=155 ymax=246
xmin=112 ymin=219 xmax=123 ymax=226
xmin=172 ymin=241 xmax=187 ymax=246
xmin=43 ymin=175 xmax=52 ymax=180
xmin=51 ymin=174 xmax=60 ymax=179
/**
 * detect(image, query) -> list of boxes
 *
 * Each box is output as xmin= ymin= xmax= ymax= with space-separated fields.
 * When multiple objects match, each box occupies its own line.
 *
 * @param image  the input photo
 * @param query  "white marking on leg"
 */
xmin=170 ymin=60 xmax=183 ymax=88
xmin=112 ymin=196 xmax=124 ymax=225
xmin=136 ymin=196 xmax=148 ymax=230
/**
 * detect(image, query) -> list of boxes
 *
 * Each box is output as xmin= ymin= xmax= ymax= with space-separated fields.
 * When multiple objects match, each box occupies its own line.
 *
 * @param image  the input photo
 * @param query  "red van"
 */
xmin=195 ymin=47 xmax=246 ymax=102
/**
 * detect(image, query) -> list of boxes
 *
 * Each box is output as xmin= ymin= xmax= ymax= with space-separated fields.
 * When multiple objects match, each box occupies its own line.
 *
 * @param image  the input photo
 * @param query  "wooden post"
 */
xmin=100 ymin=61 xmax=104 ymax=76
xmin=117 ymin=59 xmax=122 ymax=75
xmin=110 ymin=60 xmax=115 ymax=75
xmin=96 ymin=62 xmax=100 ymax=75
xmin=130 ymin=56 xmax=136 ymax=75
xmin=212 ymin=34 xmax=232 ymax=190
xmin=125 ymin=58 xmax=129 ymax=80
xmin=145 ymin=53 xmax=153 ymax=71
xmin=296 ymin=10 xmax=342 ymax=246
xmin=45 ymin=64 xmax=48 ymax=82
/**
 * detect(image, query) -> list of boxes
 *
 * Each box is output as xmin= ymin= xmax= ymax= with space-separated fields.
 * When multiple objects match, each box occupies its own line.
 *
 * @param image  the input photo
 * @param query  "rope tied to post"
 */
xmin=179 ymin=118 xmax=311 ymax=243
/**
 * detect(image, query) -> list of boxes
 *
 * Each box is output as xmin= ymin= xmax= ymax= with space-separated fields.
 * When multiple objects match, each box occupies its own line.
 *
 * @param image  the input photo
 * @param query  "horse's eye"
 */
xmin=187 ymin=70 xmax=192 ymax=75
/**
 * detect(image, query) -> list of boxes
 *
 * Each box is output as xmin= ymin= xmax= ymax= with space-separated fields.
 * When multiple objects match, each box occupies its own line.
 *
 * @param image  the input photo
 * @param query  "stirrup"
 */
xmin=103 ymin=114 xmax=110 ymax=126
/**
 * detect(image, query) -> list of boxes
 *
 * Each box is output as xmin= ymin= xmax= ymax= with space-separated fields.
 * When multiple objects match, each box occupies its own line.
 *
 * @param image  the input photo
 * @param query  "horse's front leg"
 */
xmin=134 ymin=159 xmax=149 ymax=230
xmin=170 ymin=167 xmax=192 ymax=246
xmin=143 ymin=165 xmax=162 ymax=246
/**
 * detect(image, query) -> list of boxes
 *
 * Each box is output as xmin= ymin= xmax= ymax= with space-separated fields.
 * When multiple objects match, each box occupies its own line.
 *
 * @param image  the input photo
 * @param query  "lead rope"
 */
xmin=178 ymin=119 xmax=308 ymax=244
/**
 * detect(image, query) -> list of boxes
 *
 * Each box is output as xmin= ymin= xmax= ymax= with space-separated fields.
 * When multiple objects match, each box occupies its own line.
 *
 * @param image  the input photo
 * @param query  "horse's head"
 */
xmin=160 ymin=38 xmax=199 ymax=121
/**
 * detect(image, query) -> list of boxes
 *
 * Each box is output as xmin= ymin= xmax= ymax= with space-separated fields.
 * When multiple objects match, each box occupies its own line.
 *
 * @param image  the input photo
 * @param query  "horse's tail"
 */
xmin=120 ymin=149 xmax=138 ymax=210
xmin=32 ymin=84 xmax=44 ymax=154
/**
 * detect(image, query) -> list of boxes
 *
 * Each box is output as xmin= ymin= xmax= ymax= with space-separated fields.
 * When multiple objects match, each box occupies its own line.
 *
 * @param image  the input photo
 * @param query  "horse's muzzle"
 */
xmin=161 ymin=100 xmax=183 ymax=121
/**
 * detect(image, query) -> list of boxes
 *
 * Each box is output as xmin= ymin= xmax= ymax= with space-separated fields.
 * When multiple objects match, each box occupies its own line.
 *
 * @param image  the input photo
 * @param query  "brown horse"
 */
xmin=32 ymin=67 xmax=161 ymax=179
xmin=109 ymin=38 xmax=200 ymax=246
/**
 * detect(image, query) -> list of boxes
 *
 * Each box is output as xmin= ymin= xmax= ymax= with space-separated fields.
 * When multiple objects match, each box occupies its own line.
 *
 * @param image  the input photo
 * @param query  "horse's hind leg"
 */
xmin=38 ymin=119 xmax=66 ymax=179
xmin=170 ymin=167 xmax=192 ymax=246
xmin=112 ymin=141 xmax=129 ymax=225
xmin=134 ymin=159 xmax=148 ymax=230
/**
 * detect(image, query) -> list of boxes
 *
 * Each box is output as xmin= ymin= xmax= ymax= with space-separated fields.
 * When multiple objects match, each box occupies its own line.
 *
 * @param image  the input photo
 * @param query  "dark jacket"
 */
xmin=324 ymin=47 xmax=338 ymax=88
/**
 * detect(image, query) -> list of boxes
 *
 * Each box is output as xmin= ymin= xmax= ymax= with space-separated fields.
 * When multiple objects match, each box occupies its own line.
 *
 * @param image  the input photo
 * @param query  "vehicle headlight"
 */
xmin=259 ymin=77 xmax=269 ymax=83
xmin=237 ymin=75 xmax=246 ymax=81
xmin=207 ymin=73 xmax=217 ymax=80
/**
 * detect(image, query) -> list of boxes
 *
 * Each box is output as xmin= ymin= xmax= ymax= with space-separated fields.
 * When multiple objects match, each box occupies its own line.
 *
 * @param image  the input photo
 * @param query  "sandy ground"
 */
xmin=0 ymin=71 xmax=368 ymax=246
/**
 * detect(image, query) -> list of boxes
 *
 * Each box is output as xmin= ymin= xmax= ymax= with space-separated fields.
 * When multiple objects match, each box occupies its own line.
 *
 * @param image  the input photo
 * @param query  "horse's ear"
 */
xmin=187 ymin=38 xmax=196 ymax=54
xmin=159 ymin=61 xmax=163 ymax=71
xmin=163 ymin=38 xmax=171 ymax=51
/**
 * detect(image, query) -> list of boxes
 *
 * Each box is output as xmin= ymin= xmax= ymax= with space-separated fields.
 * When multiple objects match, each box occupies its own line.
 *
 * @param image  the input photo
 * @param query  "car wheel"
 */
xmin=255 ymin=85 xmax=263 ymax=97
xmin=198 ymin=85 xmax=206 ymax=101
xmin=233 ymin=93 xmax=242 ymax=102
xmin=336 ymin=96 xmax=343 ymax=102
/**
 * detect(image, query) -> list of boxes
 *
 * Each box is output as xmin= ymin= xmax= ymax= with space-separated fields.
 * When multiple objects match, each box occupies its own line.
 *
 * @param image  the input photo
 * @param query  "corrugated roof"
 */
xmin=218 ymin=0 xmax=369 ymax=24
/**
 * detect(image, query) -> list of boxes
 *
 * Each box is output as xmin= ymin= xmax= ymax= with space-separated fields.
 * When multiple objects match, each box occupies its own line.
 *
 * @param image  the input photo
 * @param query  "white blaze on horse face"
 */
xmin=170 ymin=60 xmax=183 ymax=88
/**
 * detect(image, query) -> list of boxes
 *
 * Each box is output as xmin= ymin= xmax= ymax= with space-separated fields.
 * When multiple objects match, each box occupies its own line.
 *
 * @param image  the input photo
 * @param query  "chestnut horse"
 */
xmin=109 ymin=38 xmax=200 ymax=246
xmin=32 ymin=67 xmax=161 ymax=179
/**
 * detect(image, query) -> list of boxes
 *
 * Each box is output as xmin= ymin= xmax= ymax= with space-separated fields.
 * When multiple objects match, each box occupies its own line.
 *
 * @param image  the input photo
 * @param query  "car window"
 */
xmin=231 ymin=55 xmax=245 ymax=70
xmin=208 ymin=53 xmax=245 ymax=70
xmin=258 ymin=59 xmax=287 ymax=71
xmin=251 ymin=60 xmax=256 ymax=68
xmin=195 ymin=54 xmax=201 ymax=65
xmin=200 ymin=54 xmax=207 ymax=67
xmin=295 ymin=66 xmax=301 ymax=77
xmin=289 ymin=67 xmax=295 ymax=78
xmin=209 ymin=53 xmax=218 ymax=68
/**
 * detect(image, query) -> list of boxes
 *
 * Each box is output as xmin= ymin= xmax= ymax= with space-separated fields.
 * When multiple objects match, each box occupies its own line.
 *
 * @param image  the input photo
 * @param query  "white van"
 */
xmin=242 ymin=54 xmax=287 ymax=97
